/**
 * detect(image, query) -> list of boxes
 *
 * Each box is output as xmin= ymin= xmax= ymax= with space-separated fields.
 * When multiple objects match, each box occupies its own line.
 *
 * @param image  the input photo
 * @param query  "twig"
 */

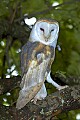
xmin=14 ymin=0 xmax=80 ymax=22
xmin=10 ymin=2 xmax=21 ymax=24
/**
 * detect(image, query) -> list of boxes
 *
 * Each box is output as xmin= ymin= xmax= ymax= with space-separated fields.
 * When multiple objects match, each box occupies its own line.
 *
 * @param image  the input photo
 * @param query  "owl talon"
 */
xmin=31 ymin=98 xmax=40 ymax=104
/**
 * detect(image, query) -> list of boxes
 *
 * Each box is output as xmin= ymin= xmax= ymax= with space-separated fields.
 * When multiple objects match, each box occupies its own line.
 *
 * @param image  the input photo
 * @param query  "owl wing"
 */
xmin=16 ymin=41 xmax=53 ymax=109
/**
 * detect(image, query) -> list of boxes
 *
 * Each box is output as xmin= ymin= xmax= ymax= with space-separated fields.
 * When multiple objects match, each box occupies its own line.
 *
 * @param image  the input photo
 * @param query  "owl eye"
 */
xmin=51 ymin=29 xmax=54 ymax=32
xmin=40 ymin=28 xmax=44 ymax=32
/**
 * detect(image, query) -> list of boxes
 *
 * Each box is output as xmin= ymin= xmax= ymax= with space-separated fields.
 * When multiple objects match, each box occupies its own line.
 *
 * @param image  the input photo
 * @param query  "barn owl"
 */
xmin=16 ymin=19 xmax=64 ymax=110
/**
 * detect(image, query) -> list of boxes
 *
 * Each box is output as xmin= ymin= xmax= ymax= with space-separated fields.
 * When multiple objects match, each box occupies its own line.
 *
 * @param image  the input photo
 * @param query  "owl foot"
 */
xmin=57 ymin=85 xmax=68 ymax=91
xmin=31 ymin=97 xmax=42 ymax=104
xmin=31 ymin=98 xmax=37 ymax=104
xmin=47 ymin=72 xmax=68 ymax=90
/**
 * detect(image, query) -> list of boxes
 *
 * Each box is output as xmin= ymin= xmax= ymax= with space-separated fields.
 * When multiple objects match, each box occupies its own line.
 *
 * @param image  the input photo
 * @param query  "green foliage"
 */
xmin=22 ymin=0 xmax=48 ymax=14
xmin=67 ymin=51 xmax=80 ymax=76
xmin=0 ymin=0 xmax=80 ymax=119
xmin=0 ymin=1 xmax=9 ymax=16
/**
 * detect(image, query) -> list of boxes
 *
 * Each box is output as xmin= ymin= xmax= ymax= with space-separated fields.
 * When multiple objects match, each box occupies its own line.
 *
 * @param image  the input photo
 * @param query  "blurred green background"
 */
xmin=0 ymin=0 xmax=80 ymax=119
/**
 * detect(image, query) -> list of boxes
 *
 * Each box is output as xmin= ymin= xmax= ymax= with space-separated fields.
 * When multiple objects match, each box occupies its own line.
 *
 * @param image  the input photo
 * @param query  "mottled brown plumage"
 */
xmin=21 ymin=41 xmax=55 ymax=76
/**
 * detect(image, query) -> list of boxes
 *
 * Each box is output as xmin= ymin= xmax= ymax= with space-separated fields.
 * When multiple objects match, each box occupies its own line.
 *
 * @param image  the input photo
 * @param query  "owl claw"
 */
xmin=31 ymin=98 xmax=40 ymax=104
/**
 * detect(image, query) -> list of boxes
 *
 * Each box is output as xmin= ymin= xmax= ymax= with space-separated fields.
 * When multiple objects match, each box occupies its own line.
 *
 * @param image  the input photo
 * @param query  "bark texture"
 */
xmin=0 ymin=76 xmax=80 ymax=120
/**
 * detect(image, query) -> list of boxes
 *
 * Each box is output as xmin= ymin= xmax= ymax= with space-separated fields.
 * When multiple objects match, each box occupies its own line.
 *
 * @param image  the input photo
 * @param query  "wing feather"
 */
xmin=16 ymin=41 xmax=54 ymax=109
xmin=16 ymin=58 xmax=50 ymax=109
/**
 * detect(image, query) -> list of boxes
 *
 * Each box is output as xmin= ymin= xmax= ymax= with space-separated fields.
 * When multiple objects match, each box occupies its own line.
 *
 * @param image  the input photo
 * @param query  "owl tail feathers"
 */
xmin=16 ymin=81 xmax=44 ymax=110
xmin=16 ymin=89 xmax=29 ymax=110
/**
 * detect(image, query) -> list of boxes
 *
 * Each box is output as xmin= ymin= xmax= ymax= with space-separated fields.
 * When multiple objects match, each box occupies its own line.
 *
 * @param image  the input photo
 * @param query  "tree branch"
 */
xmin=0 ymin=76 xmax=80 ymax=119
xmin=14 ymin=0 xmax=80 ymax=22
xmin=0 ymin=76 xmax=21 ymax=95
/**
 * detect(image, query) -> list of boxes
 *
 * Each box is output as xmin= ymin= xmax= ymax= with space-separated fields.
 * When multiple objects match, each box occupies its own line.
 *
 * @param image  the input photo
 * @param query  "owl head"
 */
xmin=29 ymin=19 xmax=59 ymax=48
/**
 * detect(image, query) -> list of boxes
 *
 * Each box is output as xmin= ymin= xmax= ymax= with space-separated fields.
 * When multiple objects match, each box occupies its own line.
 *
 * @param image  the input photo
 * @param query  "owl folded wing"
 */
xmin=16 ymin=41 xmax=52 ymax=109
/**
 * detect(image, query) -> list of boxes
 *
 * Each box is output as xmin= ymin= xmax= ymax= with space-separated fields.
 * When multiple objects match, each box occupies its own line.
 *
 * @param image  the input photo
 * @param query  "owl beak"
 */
xmin=45 ymin=38 xmax=48 ymax=42
xmin=44 ymin=33 xmax=50 ymax=42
